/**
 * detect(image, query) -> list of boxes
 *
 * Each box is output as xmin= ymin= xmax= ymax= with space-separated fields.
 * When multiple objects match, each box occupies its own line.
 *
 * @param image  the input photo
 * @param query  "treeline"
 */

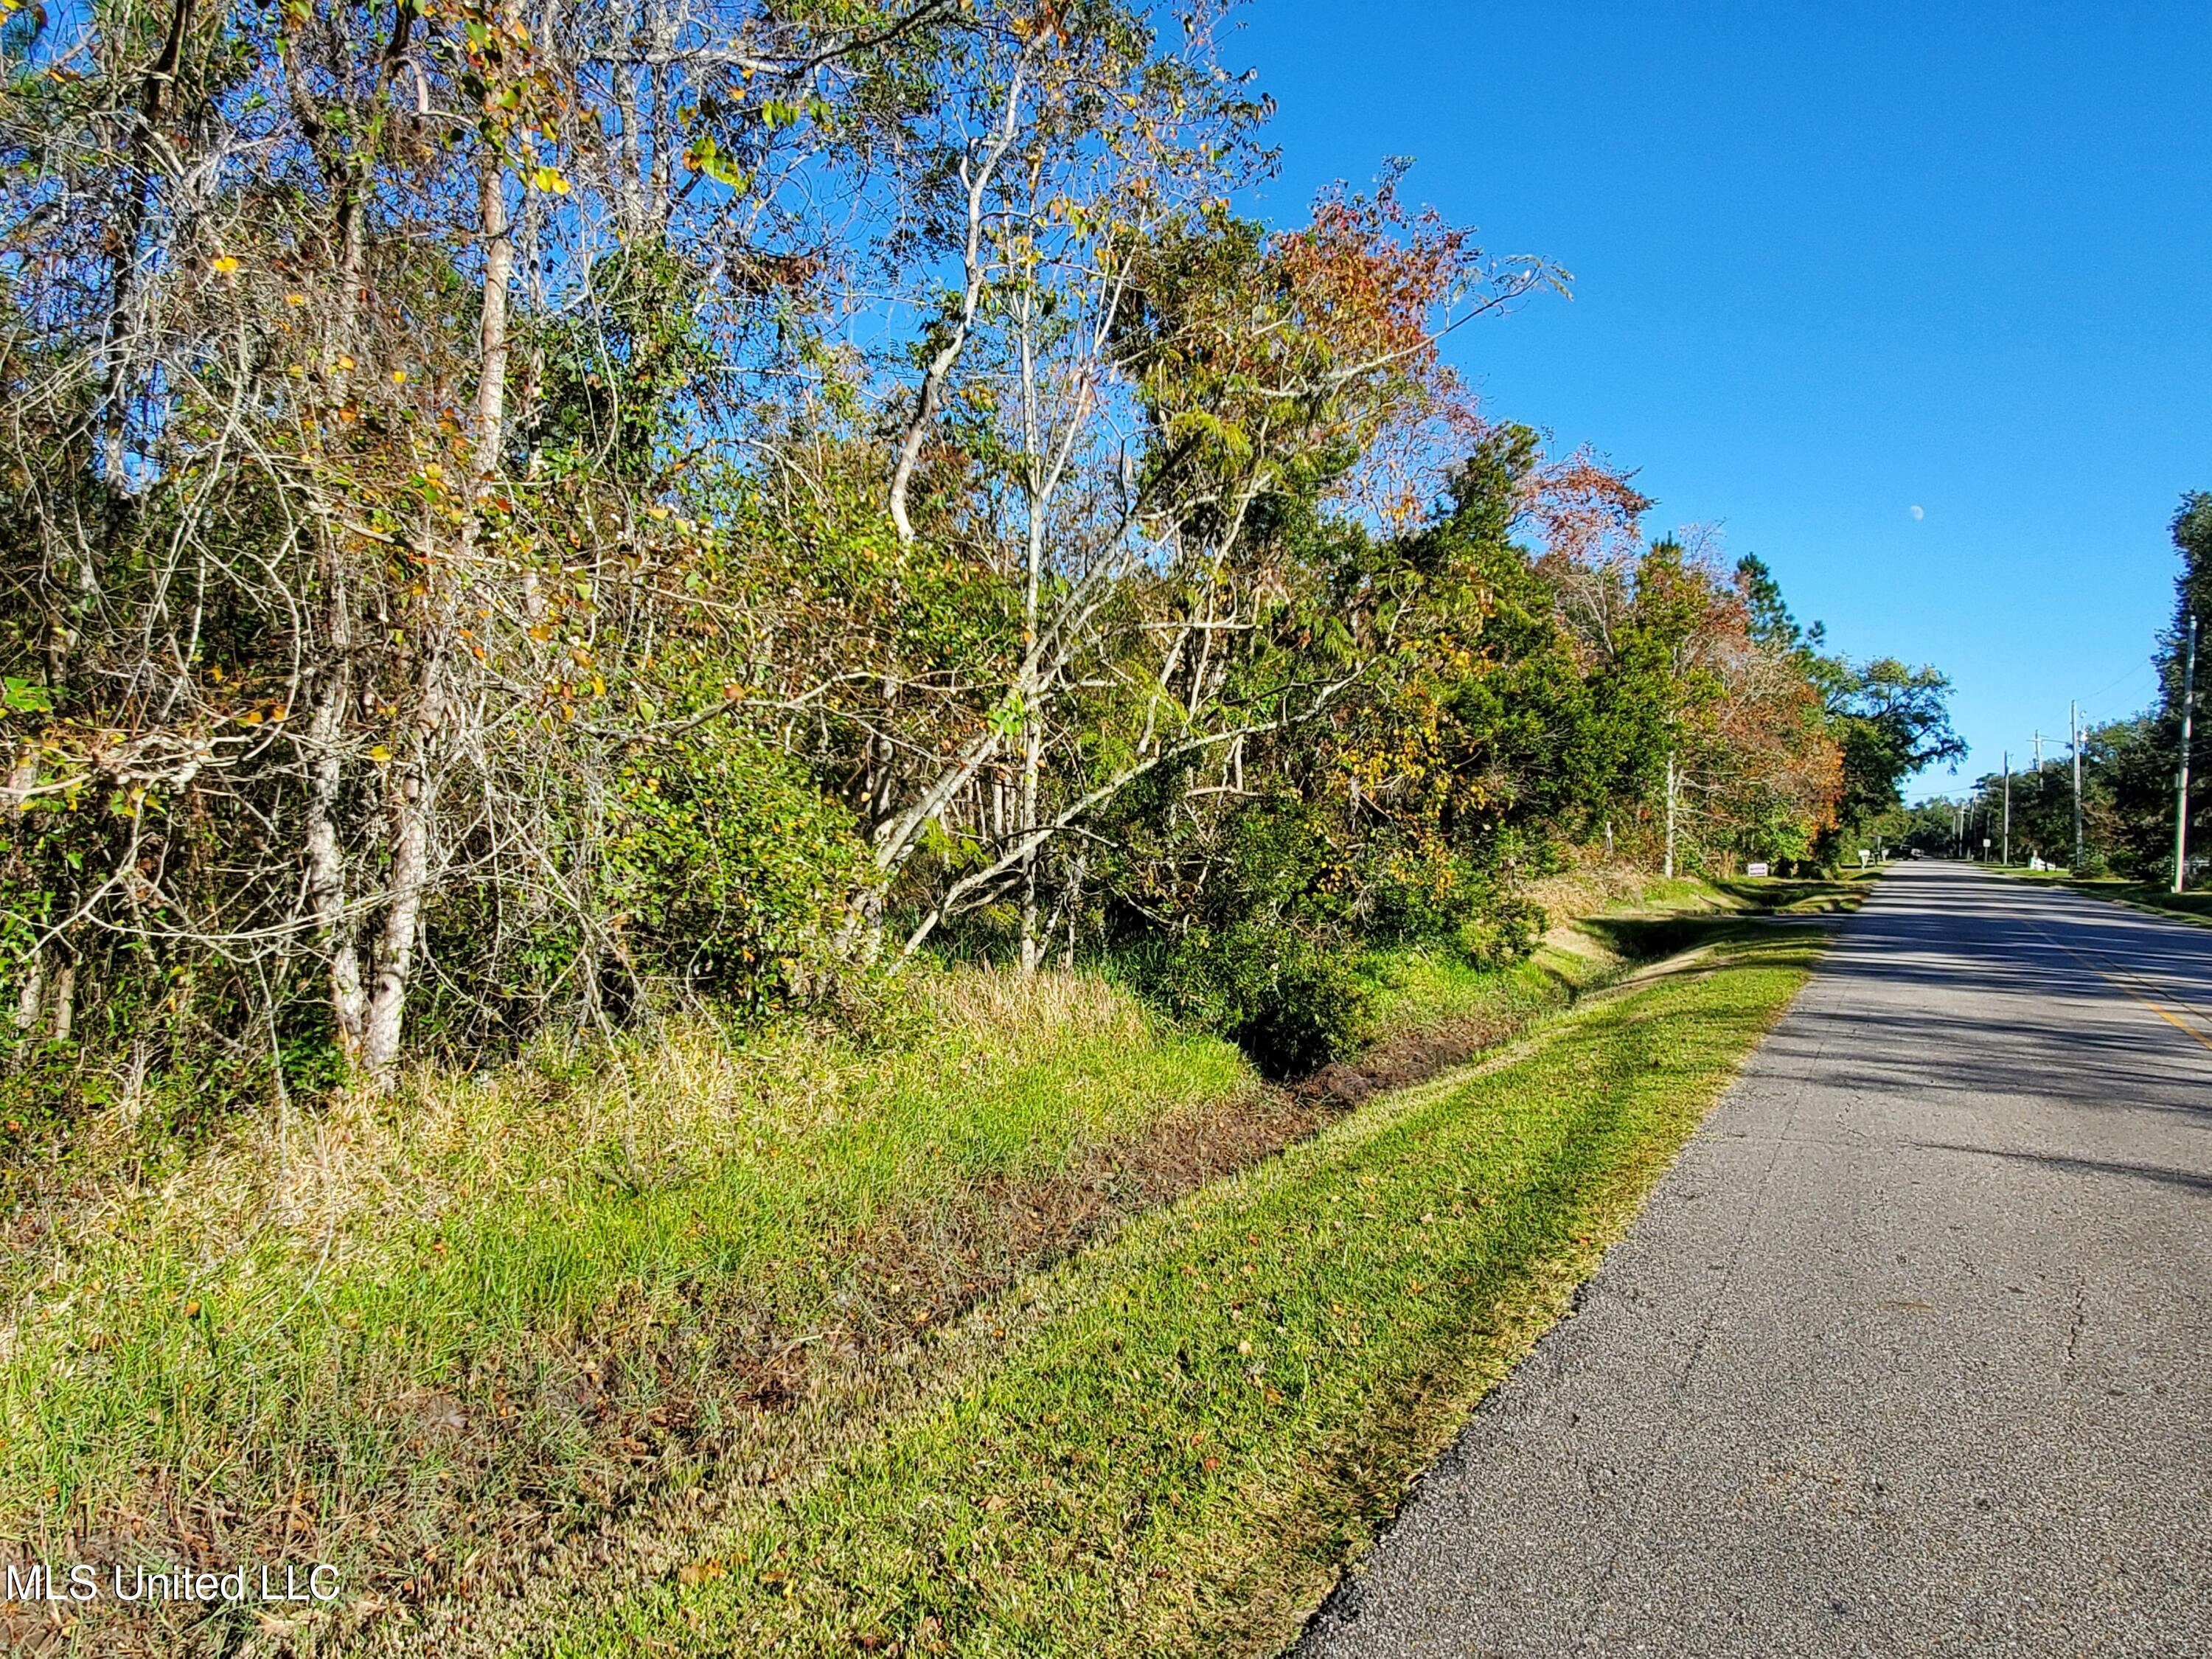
xmin=1 ymin=0 xmax=1953 ymax=1105
xmin=1938 ymin=495 xmax=2210 ymax=879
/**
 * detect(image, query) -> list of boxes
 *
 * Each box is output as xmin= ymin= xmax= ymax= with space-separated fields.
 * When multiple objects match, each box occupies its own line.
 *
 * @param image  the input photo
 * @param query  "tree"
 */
xmin=1818 ymin=657 xmax=1966 ymax=847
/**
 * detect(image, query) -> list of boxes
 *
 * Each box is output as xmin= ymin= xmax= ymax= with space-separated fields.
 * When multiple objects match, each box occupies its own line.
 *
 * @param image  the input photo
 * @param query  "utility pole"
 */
xmin=2070 ymin=700 xmax=2084 ymax=871
xmin=1664 ymin=750 xmax=1677 ymax=880
xmin=2002 ymin=750 xmax=2011 ymax=866
xmin=2176 ymin=614 xmax=2199 ymax=894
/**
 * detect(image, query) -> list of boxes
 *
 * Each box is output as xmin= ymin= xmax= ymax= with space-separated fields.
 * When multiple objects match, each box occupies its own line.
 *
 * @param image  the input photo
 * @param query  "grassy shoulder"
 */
xmin=535 ymin=928 xmax=1821 ymax=1659
xmin=1993 ymin=864 xmax=2212 ymax=927
xmin=1353 ymin=863 xmax=1864 ymax=1072
xmin=1 ymin=866 xmax=1842 ymax=1655
xmin=0 ymin=972 xmax=1276 ymax=1652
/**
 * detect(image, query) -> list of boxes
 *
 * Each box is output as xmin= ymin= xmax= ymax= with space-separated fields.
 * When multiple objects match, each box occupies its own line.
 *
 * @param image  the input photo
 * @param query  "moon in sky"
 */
xmin=1909 ymin=504 xmax=1925 ymax=521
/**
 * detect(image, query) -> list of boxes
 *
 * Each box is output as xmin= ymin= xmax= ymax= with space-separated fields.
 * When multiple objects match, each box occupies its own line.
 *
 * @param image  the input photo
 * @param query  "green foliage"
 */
xmin=1951 ymin=714 xmax=2166 ymax=877
xmin=1819 ymin=657 xmax=1966 ymax=831
xmin=1148 ymin=924 xmax=1371 ymax=1079
xmin=535 ymin=242 xmax=718 ymax=478
xmin=0 ymin=675 xmax=49 ymax=714
xmin=1363 ymin=844 xmax=1548 ymax=971
xmin=0 ymin=0 xmax=1911 ymax=1155
xmin=604 ymin=727 xmax=874 ymax=1009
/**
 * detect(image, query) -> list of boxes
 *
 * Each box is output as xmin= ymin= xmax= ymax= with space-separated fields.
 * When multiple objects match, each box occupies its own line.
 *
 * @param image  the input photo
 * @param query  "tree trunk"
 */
xmin=1062 ymin=849 xmax=1085 ymax=971
xmin=887 ymin=57 xmax=1030 ymax=543
xmin=12 ymin=955 xmax=42 ymax=1047
xmin=470 ymin=159 xmax=514 ymax=482
xmin=359 ymin=723 xmax=434 ymax=1083
xmin=304 ymin=594 xmax=364 ymax=1059
xmin=50 ymin=958 xmax=75 ymax=1044
xmin=1020 ymin=714 xmax=1040 ymax=975
xmin=307 ymin=185 xmax=368 ymax=1061
xmin=6 ymin=753 xmax=42 ymax=1053
xmin=360 ymin=155 xmax=509 ymax=1087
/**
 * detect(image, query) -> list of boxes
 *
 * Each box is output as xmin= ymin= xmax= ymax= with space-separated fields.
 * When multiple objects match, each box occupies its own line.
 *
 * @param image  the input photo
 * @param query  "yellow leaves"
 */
xmin=335 ymin=354 xmax=355 ymax=371
xmin=684 ymin=137 xmax=748 ymax=190
xmin=526 ymin=164 xmax=571 ymax=195
xmin=285 ymin=293 xmax=306 ymax=307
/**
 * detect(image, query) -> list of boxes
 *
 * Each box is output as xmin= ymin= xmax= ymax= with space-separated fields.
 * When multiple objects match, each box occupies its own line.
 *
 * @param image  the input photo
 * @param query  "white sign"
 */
xmin=1746 ymin=862 xmax=1770 ymax=877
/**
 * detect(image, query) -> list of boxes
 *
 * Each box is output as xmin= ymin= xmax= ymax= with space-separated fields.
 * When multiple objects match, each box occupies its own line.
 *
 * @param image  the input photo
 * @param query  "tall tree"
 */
xmin=1818 ymin=658 xmax=1966 ymax=844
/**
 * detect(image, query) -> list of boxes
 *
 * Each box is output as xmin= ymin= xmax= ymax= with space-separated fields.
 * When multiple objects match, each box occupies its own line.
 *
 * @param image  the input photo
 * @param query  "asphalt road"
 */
xmin=1295 ymin=863 xmax=2212 ymax=1658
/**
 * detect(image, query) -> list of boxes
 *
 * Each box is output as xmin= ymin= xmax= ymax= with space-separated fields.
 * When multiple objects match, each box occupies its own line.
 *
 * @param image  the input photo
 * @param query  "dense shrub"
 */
xmin=604 ymin=729 xmax=876 ymax=1012
xmin=1362 ymin=844 xmax=1548 ymax=970
xmin=1149 ymin=922 xmax=1371 ymax=1079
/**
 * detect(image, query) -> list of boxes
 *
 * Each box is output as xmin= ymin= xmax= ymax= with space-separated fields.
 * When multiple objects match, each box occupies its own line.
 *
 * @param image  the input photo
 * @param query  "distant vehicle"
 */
xmin=1908 ymin=849 xmax=1927 ymax=860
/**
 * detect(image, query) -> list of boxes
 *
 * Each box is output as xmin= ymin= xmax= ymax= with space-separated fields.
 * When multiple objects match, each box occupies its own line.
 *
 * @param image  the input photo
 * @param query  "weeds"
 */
xmin=543 ymin=932 xmax=1822 ymax=1658
xmin=0 ymin=970 xmax=1262 ymax=1653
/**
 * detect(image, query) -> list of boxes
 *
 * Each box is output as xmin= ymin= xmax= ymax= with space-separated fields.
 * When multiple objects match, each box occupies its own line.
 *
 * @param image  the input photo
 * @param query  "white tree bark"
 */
xmin=361 ymin=156 xmax=511 ymax=1085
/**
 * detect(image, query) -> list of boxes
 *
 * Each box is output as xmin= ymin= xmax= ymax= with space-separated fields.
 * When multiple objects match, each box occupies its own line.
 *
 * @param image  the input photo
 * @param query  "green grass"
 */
xmin=535 ymin=930 xmax=1821 ymax=1659
xmin=1357 ymin=866 xmax=1860 ymax=1053
xmin=1357 ymin=948 xmax=1568 ymax=1043
xmin=0 ymin=970 xmax=1264 ymax=1632
xmin=1 ymin=868 xmax=1834 ymax=1654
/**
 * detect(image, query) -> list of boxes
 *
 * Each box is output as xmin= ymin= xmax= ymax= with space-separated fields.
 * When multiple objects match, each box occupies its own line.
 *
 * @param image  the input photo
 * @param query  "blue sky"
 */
xmin=1239 ymin=0 xmax=2212 ymax=798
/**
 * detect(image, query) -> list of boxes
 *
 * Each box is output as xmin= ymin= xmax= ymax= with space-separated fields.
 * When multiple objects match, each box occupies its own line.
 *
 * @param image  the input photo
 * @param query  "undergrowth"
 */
xmin=539 ymin=931 xmax=1823 ymax=1658
xmin=0 ymin=970 xmax=1265 ymax=1653
xmin=0 ymin=863 xmax=1856 ymax=1655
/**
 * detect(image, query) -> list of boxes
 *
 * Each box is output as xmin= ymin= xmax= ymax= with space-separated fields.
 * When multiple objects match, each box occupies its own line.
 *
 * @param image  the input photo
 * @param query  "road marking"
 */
xmin=2023 ymin=919 xmax=2212 ymax=1056
xmin=2138 ymin=998 xmax=2212 ymax=1054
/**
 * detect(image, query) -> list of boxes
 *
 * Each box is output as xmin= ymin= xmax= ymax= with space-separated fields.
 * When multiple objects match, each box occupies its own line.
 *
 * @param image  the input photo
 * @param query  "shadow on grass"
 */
xmin=1576 ymin=914 xmax=1765 ymax=961
xmin=1577 ymin=877 xmax=1866 ymax=963
xmin=1706 ymin=875 xmax=1871 ymax=916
